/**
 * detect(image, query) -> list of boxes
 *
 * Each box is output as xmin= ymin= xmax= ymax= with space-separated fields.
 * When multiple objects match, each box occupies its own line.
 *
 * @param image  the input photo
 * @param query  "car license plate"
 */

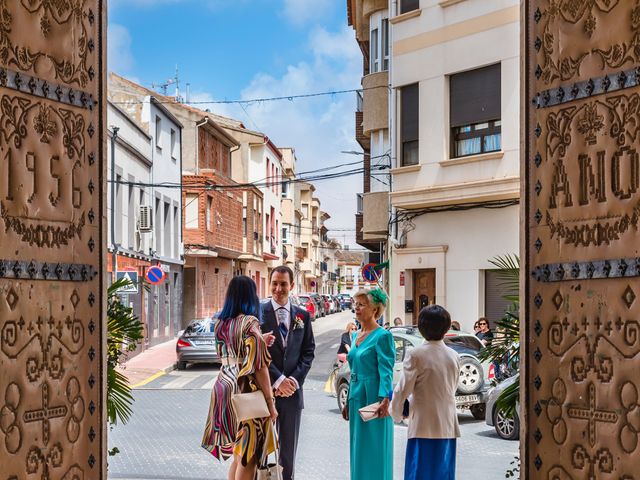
xmin=456 ymin=394 xmax=479 ymax=405
xmin=195 ymin=340 xmax=214 ymax=345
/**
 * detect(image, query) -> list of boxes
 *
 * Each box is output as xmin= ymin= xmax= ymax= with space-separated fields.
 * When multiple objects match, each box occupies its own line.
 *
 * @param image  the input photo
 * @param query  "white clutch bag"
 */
xmin=358 ymin=401 xmax=381 ymax=422
xmin=231 ymin=390 xmax=270 ymax=422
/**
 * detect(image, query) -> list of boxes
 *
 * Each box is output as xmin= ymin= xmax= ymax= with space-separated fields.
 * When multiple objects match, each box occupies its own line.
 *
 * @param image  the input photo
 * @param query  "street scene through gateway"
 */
xmin=1 ymin=1 xmax=638 ymax=480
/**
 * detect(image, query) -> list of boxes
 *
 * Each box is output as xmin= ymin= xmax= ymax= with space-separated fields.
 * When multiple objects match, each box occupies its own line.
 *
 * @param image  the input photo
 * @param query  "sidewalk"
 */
xmin=119 ymin=338 xmax=178 ymax=388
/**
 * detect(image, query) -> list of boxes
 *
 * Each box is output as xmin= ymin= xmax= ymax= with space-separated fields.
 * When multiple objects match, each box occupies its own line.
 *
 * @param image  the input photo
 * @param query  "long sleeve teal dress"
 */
xmin=347 ymin=327 xmax=396 ymax=480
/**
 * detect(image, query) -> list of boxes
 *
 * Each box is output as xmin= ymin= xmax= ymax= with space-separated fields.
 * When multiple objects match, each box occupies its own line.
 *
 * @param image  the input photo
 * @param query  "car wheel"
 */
xmin=176 ymin=361 xmax=187 ymax=371
xmin=457 ymin=356 xmax=484 ymax=394
xmin=337 ymin=382 xmax=349 ymax=412
xmin=470 ymin=403 xmax=486 ymax=420
xmin=493 ymin=407 xmax=520 ymax=440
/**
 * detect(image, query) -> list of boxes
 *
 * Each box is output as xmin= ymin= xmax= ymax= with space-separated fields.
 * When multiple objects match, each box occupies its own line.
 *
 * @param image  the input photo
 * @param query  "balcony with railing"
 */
xmin=355 ymin=91 xmax=369 ymax=150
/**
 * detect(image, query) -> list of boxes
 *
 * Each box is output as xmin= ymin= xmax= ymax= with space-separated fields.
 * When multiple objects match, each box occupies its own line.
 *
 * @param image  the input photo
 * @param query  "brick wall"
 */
xmin=243 ymin=189 xmax=263 ymax=256
xmin=182 ymin=172 xmax=244 ymax=254
xmin=198 ymin=128 xmax=230 ymax=176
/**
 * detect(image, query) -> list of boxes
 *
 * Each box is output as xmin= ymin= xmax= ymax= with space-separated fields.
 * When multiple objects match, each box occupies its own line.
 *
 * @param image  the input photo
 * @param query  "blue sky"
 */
xmin=108 ymin=0 xmax=362 ymax=246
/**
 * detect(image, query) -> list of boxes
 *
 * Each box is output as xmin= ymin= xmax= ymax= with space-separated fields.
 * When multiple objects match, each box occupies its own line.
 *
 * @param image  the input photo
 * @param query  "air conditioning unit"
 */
xmin=138 ymin=205 xmax=153 ymax=232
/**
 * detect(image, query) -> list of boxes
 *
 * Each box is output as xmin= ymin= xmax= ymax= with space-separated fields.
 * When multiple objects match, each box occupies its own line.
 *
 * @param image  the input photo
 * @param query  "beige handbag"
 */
xmin=256 ymin=422 xmax=283 ymax=480
xmin=231 ymin=389 xmax=270 ymax=422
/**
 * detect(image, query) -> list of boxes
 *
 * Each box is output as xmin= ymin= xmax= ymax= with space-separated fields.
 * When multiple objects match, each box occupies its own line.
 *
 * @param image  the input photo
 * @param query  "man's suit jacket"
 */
xmin=261 ymin=301 xmax=315 ymax=409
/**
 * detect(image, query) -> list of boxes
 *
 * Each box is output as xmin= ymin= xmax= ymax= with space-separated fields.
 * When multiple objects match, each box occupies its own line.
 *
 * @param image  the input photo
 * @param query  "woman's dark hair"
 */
xmin=218 ymin=275 xmax=260 ymax=320
xmin=418 ymin=305 xmax=451 ymax=341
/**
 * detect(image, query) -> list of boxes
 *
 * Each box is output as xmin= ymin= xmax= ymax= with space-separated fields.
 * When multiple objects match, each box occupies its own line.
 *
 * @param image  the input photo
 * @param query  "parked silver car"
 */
xmin=176 ymin=317 xmax=219 ymax=370
xmin=335 ymin=327 xmax=494 ymax=420
xmin=486 ymin=373 xmax=519 ymax=440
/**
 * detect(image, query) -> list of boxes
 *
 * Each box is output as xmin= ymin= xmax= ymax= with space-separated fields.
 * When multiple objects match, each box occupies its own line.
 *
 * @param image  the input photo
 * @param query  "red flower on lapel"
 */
xmin=293 ymin=313 xmax=305 ymax=330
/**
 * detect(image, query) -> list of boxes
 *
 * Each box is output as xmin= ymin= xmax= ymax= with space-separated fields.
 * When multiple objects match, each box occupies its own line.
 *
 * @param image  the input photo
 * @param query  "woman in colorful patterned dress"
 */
xmin=202 ymin=276 xmax=278 ymax=480
xmin=342 ymin=287 xmax=396 ymax=480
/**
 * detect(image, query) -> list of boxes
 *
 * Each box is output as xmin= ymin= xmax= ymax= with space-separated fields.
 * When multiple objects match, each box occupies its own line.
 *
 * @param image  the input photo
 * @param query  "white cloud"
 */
xmin=281 ymin=0 xmax=335 ymax=26
xmin=108 ymin=23 xmax=134 ymax=74
xmin=216 ymin=26 xmax=363 ymax=236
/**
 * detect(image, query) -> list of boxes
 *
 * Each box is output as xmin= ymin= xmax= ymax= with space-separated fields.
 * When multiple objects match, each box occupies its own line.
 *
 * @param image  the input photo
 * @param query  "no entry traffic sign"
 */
xmin=145 ymin=265 xmax=165 ymax=285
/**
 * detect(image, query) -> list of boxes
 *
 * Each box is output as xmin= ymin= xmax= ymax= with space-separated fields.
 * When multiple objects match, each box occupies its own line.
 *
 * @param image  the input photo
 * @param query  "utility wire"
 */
xmin=111 ymin=84 xmax=390 ymax=106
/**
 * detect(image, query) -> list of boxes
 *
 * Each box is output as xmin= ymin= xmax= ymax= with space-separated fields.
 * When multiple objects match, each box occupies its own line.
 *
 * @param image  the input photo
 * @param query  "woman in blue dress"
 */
xmin=391 ymin=305 xmax=460 ymax=480
xmin=341 ymin=288 xmax=395 ymax=480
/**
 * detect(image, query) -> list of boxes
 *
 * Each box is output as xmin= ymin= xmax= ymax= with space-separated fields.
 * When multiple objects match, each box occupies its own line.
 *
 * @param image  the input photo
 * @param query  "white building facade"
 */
xmin=106 ymin=99 xmax=184 ymax=349
xmin=388 ymin=0 xmax=520 ymax=330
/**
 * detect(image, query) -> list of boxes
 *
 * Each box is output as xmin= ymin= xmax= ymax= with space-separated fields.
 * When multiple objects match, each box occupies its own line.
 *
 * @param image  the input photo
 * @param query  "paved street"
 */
xmin=108 ymin=311 xmax=518 ymax=479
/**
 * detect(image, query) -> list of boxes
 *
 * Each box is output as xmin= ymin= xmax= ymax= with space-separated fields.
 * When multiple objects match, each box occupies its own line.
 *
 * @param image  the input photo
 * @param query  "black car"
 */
xmin=176 ymin=317 xmax=219 ymax=370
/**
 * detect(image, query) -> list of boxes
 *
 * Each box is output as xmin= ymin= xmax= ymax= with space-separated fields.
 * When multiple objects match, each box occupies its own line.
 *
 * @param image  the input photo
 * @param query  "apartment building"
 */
xmin=109 ymin=74 xmax=262 ymax=323
xmin=107 ymin=93 xmax=185 ymax=347
xmin=279 ymin=147 xmax=303 ymax=291
xmin=388 ymin=0 xmax=519 ymax=328
xmin=336 ymin=249 xmax=365 ymax=296
xmin=347 ymin=0 xmax=391 ymax=261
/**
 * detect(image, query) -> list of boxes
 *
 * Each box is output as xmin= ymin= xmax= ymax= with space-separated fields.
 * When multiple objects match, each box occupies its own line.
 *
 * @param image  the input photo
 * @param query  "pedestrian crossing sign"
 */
xmin=116 ymin=271 xmax=139 ymax=294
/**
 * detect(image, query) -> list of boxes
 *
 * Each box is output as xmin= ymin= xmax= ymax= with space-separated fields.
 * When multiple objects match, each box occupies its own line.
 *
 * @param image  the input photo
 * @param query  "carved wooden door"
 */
xmin=412 ymin=269 xmax=435 ymax=325
xmin=0 ymin=1 xmax=105 ymax=478
xmin=524 ymin=2 xmax=640 ymax=478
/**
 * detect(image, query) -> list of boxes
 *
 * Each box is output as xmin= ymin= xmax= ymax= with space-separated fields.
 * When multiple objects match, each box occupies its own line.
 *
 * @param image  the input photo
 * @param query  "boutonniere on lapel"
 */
xmin=293 ymin=313 xmax=305 ymax=330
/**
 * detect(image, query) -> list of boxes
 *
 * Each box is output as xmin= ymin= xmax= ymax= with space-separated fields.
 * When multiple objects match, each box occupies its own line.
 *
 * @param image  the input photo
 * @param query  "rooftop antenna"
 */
xmin=151 ymin=65 xmax=183 ymax=102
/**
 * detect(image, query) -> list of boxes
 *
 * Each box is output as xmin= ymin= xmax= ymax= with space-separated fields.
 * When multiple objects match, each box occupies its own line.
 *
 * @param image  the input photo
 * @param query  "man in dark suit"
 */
xmin=261 ymin=266 xmax=315 ymax=480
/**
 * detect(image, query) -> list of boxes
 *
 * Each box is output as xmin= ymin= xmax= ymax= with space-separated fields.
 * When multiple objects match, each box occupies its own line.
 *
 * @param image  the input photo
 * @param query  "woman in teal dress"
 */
xmin=341 ymin=287 xmax=395 ymax=480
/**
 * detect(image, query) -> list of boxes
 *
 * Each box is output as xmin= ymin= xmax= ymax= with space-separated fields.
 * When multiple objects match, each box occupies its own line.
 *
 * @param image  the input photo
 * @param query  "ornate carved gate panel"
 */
xmin=525 ymin=1 xmax=640 ymax=478
xmin=0 ymin=1 xmax=105 ymax=478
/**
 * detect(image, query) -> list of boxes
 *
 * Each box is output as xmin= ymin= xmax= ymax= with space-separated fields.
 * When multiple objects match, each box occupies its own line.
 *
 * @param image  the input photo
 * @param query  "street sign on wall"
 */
xmin=116 ymin=271 xmax=139 ymax=293
xmin=524 ymin=2 xmax=640 ymax=477
xmin=145 ymin=266 xmax=165 ymax=285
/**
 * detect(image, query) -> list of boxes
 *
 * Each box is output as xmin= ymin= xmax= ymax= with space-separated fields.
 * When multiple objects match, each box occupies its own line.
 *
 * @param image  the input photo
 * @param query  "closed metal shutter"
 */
xmin=484 ymin=270 xmax=512 ymax=327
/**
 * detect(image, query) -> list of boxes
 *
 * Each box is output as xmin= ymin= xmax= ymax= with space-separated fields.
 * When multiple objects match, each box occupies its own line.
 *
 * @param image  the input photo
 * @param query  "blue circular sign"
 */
xmin=146 ymin=266 xmax=165 ymax=284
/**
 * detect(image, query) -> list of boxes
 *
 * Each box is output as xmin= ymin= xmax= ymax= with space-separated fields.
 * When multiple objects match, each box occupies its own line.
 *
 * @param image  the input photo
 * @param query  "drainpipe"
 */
xmin=110 ymin=126 xmax=119 ymax=281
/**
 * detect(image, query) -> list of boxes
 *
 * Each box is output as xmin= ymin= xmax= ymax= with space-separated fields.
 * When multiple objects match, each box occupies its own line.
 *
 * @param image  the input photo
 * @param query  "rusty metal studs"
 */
xmin=534 ymin=429 xmax=542 ymax=443
xmin=534 ymin=456 xmax=542 ymax=470
xmin=534 ymin=153 xmax=542 ymax=167
xmin=534 ymin=402 xmax=542 ymax=417
xmin=534 ymin=320 xmax=543 ymax=336
xmin=534 ymin=348 xmax=542 ymax=363
xmin=534 ymin=294 xmax=543 ymax=308
xmin=534 ymin=376 xmax=542 ymax=390
xmin=535 ymin=238 xmax=543 ymax=252
xmin=535 ymin=65 xmax=543 ymax=79
xmin=535 ymin=210 xmax=542 ymax=224
xmin=534 ymin=8 xmax=542 ymax=23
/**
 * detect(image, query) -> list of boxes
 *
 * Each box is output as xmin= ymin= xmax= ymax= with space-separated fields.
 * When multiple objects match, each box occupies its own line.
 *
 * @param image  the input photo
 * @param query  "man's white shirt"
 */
xmin=270 ymin=298 xmax=299 ymax=391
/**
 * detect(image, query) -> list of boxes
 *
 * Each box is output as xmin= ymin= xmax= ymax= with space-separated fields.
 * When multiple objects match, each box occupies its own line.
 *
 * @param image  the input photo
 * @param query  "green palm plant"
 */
xmin=107 ymin=277 xmax=144 ymax=425
xmin=478 ymin=254 xmax=520 ymax=416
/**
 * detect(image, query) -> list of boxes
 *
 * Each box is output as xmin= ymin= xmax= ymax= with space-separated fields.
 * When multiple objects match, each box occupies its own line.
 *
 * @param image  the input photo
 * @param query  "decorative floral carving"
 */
xmin=33 ymin=104 xmax=57 ymax=143
xmin=584 ymin=13 xmax=596 ymax=37
xmin=0 ymin=96 xmax=30 ymax=148
xmin=0 ymin=0 xmax=92 ymax=87
xmin=577 ymin=103 xmax=604 ymax=144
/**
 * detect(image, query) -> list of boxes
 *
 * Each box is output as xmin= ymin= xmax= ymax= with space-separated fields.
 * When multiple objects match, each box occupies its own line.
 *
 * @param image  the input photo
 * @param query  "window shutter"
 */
xmin=450 ymin=64 xmax=501 ymax=127
xmin=401 ymin=83 xmax=419 ymax=143
xmin=484 ymin=270 xmax=512 ymax=327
